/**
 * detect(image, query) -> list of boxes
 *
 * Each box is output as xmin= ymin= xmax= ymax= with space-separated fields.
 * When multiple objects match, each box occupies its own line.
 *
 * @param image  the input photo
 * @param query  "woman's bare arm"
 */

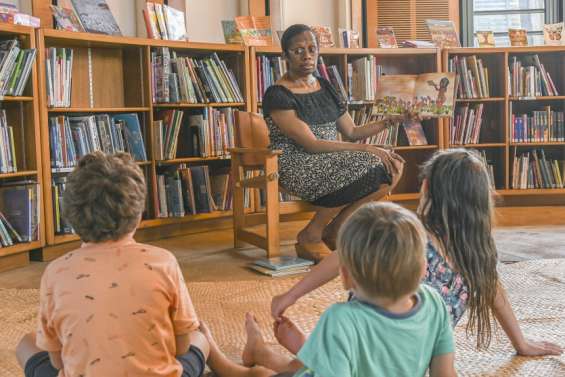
xmin=336 ymin=112 xmax=391 ymax=141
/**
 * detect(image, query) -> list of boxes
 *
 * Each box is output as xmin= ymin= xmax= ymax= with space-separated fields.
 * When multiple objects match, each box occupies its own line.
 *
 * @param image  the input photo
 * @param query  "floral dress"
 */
xmin=424 ymin=241 xmax=469 ymax=326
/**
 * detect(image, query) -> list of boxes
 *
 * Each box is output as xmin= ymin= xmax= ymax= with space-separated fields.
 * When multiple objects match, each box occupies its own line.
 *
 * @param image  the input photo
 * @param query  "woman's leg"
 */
xmin=322 ymin=162 xmax=404 ymax=250
xmin=296 ymin=206 xmax=343 ymax=245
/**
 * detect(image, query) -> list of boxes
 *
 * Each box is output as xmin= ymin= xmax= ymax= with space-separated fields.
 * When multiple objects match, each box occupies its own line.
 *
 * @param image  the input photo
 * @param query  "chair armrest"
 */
xmin=229 ymin=147 xmax=282 ymax=156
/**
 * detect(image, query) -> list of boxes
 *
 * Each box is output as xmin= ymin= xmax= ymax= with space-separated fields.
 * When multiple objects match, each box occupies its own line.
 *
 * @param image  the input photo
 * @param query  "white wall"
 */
xmin=107 ymin=0 xmax=137 ymax=37
xmin=270 ymin=0 xmax=343 ymax=38
xmin=185 ymin=0 xmax=241 ymax=43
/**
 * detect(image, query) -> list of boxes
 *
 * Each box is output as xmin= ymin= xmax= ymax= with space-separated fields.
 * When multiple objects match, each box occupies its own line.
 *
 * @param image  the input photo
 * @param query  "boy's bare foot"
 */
xmin=242 ymin=313 xmax=266 ymax=367
xmin=273 ymin=317 xmax=307 ymax=355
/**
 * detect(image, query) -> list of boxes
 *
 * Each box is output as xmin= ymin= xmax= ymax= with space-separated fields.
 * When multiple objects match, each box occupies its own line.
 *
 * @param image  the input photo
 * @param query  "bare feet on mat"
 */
xmin=274 ymin=316 xmax=307 ymax=355
xmin=295 ymin=242 xmax=332 ymax=263
xmin=242 ymin=312 xmax=266 ymax=367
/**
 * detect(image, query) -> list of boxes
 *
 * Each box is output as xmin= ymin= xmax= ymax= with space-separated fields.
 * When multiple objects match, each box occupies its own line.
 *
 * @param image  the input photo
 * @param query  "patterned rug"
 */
xmin=1 ymin=259 xmax=564 ymax=376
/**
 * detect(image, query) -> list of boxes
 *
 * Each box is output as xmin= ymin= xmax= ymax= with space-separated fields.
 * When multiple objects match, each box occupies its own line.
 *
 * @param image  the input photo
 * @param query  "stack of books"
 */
xmin=0 ymin=39 xmax=36 ymax=97
xmin=256 ymin=55 xmax=287 ymax=102
xmin=0 ymin=109 xmax=17 ymax=173
xmin=52 ymin=176 xmax=72 ymax=235
xmin=509 ymin=55 xmax=558 ymax=97
xmin=511 ymin=107 xmax=565 ymax=143
xmin=46 ymin=47 xmax=73 ymax=107
xmin=48 ymin=113 xmax=148 ymax=170
xmin=451 ymin=103 xmax=484 ymax=145
xmin=479 ymin=150 xmax=496 ymax=188
xmin=151 ymin=47 xmax=244 ymax=104
xmin=347 ymin=106 xmax=399 ymax=147
xmin=449 ymin=55 xmax=490 ymax=98
xmin=512 ymin=149 xmax=564 ymax=189
xmin=153 ymin=110 xmax=184 ymax=160
xmin=249 ymin=256 xmax=314 ymax=277
xmin=143 ymin=2 xmax=187 ymax=41
xmin=156 ymin=165 xmax=235 ymax=217
xmin=0 ymin=182 xmax=40 ymax=245
xmin=317 ymin=57 xmax=347 ymax=102
xmin=348 ymin=56 xmax=381 ymax=102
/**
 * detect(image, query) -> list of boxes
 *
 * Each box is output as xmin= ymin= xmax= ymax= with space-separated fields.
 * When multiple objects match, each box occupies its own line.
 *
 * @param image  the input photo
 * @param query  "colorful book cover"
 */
xmin=402 ymin=120 xmax=428 ymax=146
xmin=69 ymin=0 xmax=121 ymax=36
xmin=164 ymin=5 xmax=187 ymax=41
xmin=476 ymin=30 xmax=495 ymax=48
xmin=509 ymin=28 xmax=528 ymax=46
xmin=544 ymin=23 xmax=564 ymax=46
xmin=111 ymin=113 xmax=147 ymax=161
xmin=374 ymin=73 xmax=457 ymax=118
xmin=235 ymin=16 xmax=273 ymax=46
xmin=376 ymin=26 xmax=398 ymax=48
xmin=50 ymin=5 xmax=84 ymax=32
xmin=311 ymin=25 xmax=334 ymax=48
xmin=143 ymin=2 xmax=160 ymax=39
xmin=426 ymin=19 xmax=460 ymax=48
xmin=221 ymin=20 xmax=243 ymax=44
xmin=154 ymin=3 xmax=169 ymax=39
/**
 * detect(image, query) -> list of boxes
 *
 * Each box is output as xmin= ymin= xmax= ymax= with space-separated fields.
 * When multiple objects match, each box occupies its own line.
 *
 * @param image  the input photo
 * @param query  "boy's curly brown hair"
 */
xmin=62 ymin=152 xmax=146 ymax=242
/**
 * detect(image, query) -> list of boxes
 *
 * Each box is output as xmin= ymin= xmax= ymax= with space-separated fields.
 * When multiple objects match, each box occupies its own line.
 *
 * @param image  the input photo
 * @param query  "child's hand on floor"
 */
xmin=273 ymin=316 xmax=307 ymax=355
xmin=516 ymin=339 xmax=563 ymax=356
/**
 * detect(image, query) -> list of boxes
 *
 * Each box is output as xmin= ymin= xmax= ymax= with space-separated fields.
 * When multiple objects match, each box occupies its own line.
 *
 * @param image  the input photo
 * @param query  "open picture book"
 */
xmin=374 ymin=73 xmax=457 ymax=118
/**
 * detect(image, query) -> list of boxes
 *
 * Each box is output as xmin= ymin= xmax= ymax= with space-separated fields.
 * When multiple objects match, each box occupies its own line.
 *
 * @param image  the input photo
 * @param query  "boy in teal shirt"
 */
xmin=201 ymin=202 xmax=457 ymax=377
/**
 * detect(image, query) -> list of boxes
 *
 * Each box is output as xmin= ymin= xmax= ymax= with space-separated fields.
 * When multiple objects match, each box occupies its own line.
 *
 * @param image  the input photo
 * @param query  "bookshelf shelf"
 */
xmin=156 ymin=157 xmax=230 ymax=165
xmin=141 ymin=211 xmax=232 ymax=227
xmin=47 ymin=107 xmax=152 ymax=113
xmin=498 ymin=189 xmax=565 ymax=196
xmin=394 ymin=145 xmax=439 ymax=151
xmin=455 ymin=98 xmax=505 ymax=103
xmin=511 ymin=142 xmax=565 ymax=147
xmin=0 ymin=170 xmax=38 ymax=179
xmin=510 ymin=96 xmax=565 ymax=101
xmin=0 ymin=241 xmax=42 ymax=258
xmin=153 ymin=102 xmax=246 ymax=108
xmin=0 ymin=96 xmax=34 ymax=102
xmin=450 ymin=143 xmax=506 ymax=148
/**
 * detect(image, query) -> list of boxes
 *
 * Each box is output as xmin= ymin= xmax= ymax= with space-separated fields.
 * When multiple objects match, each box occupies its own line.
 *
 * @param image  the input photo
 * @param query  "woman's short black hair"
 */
xmin=281 ymin=24 xmax=316 ymax=55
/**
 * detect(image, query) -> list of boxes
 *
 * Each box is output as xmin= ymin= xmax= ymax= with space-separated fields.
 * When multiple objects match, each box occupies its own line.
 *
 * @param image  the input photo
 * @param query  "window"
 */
xmin=461 ymin=0 xmax=561 ymax=47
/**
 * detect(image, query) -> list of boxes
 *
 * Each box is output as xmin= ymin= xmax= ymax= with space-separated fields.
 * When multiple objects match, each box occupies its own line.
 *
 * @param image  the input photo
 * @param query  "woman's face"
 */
xmin=284 ymin=31 xmax=318 ymax=76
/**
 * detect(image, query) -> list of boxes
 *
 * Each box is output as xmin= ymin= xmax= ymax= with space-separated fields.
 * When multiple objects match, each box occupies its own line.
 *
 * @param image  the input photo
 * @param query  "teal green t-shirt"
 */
xmin=293 ymin=284 xmax=454 ymax=377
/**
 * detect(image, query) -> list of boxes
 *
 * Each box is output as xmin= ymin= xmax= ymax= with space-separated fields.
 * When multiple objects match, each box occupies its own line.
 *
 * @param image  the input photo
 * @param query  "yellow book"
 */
xmin=8 ymin=126 xmax=16 ymax=172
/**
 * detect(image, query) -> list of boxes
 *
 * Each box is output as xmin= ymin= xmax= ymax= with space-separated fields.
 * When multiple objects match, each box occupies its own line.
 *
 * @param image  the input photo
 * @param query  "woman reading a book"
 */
xmin=262 ymin=24 xmax=406 ymax=261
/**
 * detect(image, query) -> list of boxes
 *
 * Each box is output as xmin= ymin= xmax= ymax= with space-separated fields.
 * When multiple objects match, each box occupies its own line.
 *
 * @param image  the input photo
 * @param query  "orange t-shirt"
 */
xmin=36 ymin=235 xmax=199 ymax=377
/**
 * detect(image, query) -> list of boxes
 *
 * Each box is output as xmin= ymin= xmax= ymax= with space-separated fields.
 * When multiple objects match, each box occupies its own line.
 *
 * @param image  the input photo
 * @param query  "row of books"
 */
xmin=317 ymin=57 xmax=347 ymax=102
xmin=143 ymin=2 xmax=187 ymax=41
xmin=52 ymin=176 xmax=72 ymax=235
xmin=0 ymin=110 xmax=16 ymax=173
xmin=512 ymin=149 xmax=564 ymax=189
xmin=49 ymin=113 xmax=147 ymax=169
xmin=478 ymin=150 xmax=496 ymax=188
xmin=450 ymin=104 xmax=484 ymax=145
xmin=348 ymin=56 xmax=381 ymax=102
xmin=509 ymin=55 xmax=558 ymax=97
xmin=46 ymin=47 xmax=73 ymax=107
xmin=255 ymin=55 xmax=286 ymax=102
xmin=0 ymin=182 xmax=39 ymax=245
xmin=153 ymin=108 xmax=235 ymax=160
xmin=511 ymin=108 xmax=565 ymax=143
xmin=448 ymin=55 xmax=490 ymax=99
xmin=0 ymin=39 xmax=36 ymax=97
xmin=156 ymin=166 xmax=233 ymax=217
xmin=152 ymin=47 xmax=244 ymax=104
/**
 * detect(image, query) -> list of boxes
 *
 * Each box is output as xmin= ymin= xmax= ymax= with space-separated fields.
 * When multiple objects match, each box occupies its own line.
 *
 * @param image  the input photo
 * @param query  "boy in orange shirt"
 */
xmin=16 ymin=152 xmax=209 ymax=377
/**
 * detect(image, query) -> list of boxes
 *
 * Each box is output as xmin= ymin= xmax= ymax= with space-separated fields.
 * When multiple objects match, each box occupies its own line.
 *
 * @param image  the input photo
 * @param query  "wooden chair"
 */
xmin=230 ymin=111 xmax=283 ymax=258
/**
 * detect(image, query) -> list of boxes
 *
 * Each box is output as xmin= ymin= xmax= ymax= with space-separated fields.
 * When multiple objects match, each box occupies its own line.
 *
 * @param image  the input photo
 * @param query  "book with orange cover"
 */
xmin=374 ymin=73 xmax=457 ymax=118
xmin=509 ymin=28 xmax=528 ymax=46
xmin=311 ymin=25 xmax=334 ymax=48
xmin=426 ymin=19 xmax=460 ymax=48
xmin=235 ymin=16 xmax=273 ymax=46
xmin=376 ymin=26 xmax=398 ymax=48
xmin=476 ymin=31 xmax=495 ymax=48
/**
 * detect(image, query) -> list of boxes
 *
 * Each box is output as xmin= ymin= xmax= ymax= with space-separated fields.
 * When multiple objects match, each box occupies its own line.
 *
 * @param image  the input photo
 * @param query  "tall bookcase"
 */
xmin=37 ymin=30 xmax=249 ymax=251
xmin=443 ymin=46 xmax=565 ymax=202
xmin=250 ymin=46 xmax=442 ymax=202
xmin=0 ymin=24 xmax=43 ymax=272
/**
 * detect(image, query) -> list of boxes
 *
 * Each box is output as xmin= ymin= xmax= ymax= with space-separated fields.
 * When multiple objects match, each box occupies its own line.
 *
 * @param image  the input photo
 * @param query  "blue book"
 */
xmin=112 ymin=113 xmax=147 ymax=161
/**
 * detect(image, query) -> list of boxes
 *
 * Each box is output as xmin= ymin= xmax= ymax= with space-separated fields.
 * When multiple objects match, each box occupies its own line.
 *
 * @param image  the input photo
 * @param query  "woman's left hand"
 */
xmin=516 ymin=339 xmax=563 ymax=356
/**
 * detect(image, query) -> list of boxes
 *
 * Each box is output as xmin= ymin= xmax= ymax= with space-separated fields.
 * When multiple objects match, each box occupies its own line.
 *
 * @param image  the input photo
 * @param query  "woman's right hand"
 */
xmin=362 ymin=145 xmax=405 ymax=175
xmin=271 ymin=292 xmax=297 ymax=320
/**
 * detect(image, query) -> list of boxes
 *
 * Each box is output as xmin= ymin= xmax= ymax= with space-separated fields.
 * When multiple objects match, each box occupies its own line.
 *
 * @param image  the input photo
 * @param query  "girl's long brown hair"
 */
xmin=419 ymin=149 xmax=498 ymax=349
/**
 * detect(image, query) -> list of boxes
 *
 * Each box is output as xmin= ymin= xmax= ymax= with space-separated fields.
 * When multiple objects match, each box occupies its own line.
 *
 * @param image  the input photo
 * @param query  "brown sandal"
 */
xmin=295 ymin=242 xmax=332 ymax=263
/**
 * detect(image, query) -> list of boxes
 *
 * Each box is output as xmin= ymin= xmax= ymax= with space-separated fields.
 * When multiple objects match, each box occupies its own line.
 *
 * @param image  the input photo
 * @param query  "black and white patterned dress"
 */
xmin=262 ymin=78 xmax=391 ymax=208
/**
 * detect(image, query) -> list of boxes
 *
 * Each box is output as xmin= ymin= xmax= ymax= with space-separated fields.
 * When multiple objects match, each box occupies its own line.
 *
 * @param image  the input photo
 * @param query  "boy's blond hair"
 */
xmin=337 ymin=202 xmax=427 ymax=300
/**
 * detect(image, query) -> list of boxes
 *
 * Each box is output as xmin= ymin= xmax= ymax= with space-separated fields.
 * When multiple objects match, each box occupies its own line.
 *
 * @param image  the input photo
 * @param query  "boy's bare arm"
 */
xmin=429 ymin=353 xmax=457 ymax=377
xmin=48 ymin=351 xmax=63 ymax=370
xmin=175 ymin=333 xmax=191 ymax=356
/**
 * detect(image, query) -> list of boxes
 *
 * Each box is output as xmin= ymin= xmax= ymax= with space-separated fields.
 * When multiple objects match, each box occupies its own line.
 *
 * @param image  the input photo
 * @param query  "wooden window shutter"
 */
xmin=366 ymin=0 xmax=460 ymax=47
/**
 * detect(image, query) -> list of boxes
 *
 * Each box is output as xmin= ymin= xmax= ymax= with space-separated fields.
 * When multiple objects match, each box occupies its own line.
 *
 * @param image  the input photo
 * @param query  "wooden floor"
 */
xmin=0 ymin=221 xmax=564 ymax=289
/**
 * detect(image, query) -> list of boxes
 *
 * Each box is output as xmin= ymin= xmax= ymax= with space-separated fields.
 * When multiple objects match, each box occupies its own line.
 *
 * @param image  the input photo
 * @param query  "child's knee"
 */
xmin=189 ymin=330 xmax=210 ymax=360
xmin=16 ymin=332 xmax=38 ymax=368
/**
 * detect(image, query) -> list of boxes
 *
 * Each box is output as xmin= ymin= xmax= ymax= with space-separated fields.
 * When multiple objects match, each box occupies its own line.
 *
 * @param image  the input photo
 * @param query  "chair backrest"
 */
xmin=234 ymin=111 xmax=270 ymax=167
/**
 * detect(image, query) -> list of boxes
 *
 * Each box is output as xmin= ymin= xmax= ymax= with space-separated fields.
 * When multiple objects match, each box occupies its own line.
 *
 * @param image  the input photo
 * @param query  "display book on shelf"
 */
xmin=443 ymin=46 xmax=565 ymax=194
xmin=250 ymin=46 xmax=442 ymax=202
xmin=36 ymin=29 xmax=249 ymax=248
xmin=0 ymin=23 xmax=42 ymax=270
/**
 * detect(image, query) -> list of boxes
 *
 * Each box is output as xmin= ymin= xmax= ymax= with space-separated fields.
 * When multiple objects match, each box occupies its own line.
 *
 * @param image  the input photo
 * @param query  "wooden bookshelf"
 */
xmin=444 ymin=46 xmax=565 ymax=194
xmin=249 ymin=46 xmax=443 ymax=201
xmin=37 ymin=30 xmax=250 ymax=248
xmin=0 ymin=23 xmax=44 ymax=271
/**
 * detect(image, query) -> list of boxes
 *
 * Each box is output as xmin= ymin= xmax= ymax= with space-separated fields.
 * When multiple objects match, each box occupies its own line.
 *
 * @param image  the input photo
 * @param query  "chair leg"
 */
xmin=264 ymin=156 xmax=280 ymax=258
xmin=232 ymin=155 xmax=245 ymax=249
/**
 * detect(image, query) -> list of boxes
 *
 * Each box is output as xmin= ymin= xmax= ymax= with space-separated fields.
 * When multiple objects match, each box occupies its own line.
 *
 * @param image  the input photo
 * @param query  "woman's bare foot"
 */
xmin=242 ymin=313 xmax=267 ymax=367
xmin=296 ymin=227 xmax=323 ymax=245
xmin=273 ymin=316 xmax=307 ymax=355
xmin=321 ymin=223 xmax=338 ymax=251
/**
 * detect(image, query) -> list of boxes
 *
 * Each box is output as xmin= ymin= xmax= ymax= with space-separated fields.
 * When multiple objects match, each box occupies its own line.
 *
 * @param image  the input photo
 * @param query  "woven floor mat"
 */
xmin=1 ymin=259 xmax=564 ymax=376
